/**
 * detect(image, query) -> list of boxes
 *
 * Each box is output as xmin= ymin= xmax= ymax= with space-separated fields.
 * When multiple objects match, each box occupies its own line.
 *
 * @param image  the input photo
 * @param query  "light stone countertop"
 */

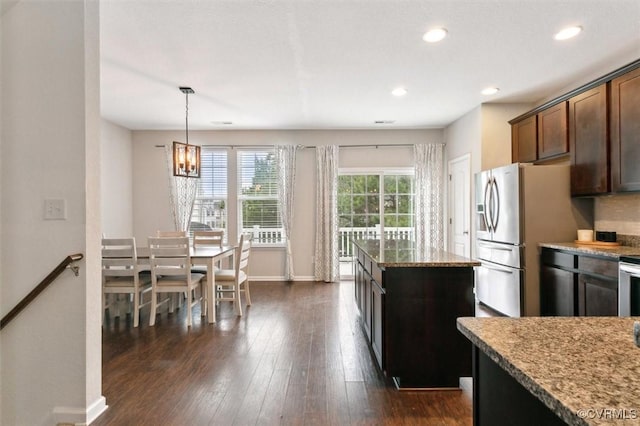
xmin=457 ymin=316 xmax=640 ymax=426
xmin=539 ymin=242 xmax=640 ymax=259
xmin=353 ymin=239 xmax=480 ymax=267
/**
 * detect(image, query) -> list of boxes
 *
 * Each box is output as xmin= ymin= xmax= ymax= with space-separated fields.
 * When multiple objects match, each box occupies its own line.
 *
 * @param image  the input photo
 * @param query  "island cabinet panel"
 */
xmin=611 ymin=66 xmax=640 ymax=192
xmin=511 ymin=115 xmax=537 ymax=163
xmin=537 ymin=102 xmax=568 ymax=160
xmin=569 ymin=84 xmax=609 ymax=195
xmin=352 ymin=240 xmax=476 ymax=388
xmin=384 ymin=267 xmax=473 ymax=388
xmin=371 ymin=279 xmax=384 ymax=368
xmin=473 ymin=348 xmax=567 ymax=426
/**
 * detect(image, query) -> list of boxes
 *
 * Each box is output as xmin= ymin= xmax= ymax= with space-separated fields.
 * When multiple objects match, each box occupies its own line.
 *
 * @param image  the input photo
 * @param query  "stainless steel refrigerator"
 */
xmin=474 ymin=163 xmax=585 ymax=317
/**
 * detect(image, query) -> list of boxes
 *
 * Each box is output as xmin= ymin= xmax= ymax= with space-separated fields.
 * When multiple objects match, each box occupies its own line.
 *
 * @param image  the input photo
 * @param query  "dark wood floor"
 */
xmin=95 ymin=280 xmax=473 ymax=425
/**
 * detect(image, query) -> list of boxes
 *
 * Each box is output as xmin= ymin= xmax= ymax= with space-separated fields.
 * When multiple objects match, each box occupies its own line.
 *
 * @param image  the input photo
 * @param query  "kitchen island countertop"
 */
xmin=353 ymin=239 xmax=480 ymax=267
xmin=457 ymin=316 xmax=640 ymax=426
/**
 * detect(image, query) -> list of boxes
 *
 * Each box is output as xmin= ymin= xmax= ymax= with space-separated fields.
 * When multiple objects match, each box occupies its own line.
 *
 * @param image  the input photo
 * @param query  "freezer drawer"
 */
xmin=476 ymin=261 xmax=523 ymax=317
xmin=476 ymin=240 xmax=522 ymax=269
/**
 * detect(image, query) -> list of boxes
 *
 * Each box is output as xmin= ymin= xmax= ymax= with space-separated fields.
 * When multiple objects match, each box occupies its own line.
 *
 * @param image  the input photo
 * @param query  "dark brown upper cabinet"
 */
xmin=611 ymin=66 xmax=640 ymax=192
xmin=537 ymin=102 xmax=568 ymax=160
xmin=569 ymin=83 xmax=609 ymax=196
xmin=511 ymin=115 xmax=537 ymax=163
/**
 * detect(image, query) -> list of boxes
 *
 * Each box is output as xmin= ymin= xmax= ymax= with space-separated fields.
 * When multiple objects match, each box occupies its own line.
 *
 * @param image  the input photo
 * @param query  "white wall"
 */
xmin=132 ymin=129 xmax=442 ymax=279
xmin=1 ymin=1 xmax=104 ymax=424
xmin=444 ymin=107 xmax=481 ymax=256
xmin=480 ymin=103 xmax=532 ymax=170
xmin=443 ymin=103 xmax=533 ymax=256
xmin=101 ymin=119 xmax=133 ymax=237
xmin=445 ymin=106 xmax=482 ymax=176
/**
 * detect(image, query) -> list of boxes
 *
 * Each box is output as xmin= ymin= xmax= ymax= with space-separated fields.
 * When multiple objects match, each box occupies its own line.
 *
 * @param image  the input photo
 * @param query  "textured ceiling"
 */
xmin=100 ymin=0 xmax=640 ymax=130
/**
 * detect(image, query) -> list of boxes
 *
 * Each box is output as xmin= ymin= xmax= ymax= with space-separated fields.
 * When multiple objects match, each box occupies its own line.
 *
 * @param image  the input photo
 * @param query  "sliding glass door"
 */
xmin=338 ymin=170 xmax=414 ymax=278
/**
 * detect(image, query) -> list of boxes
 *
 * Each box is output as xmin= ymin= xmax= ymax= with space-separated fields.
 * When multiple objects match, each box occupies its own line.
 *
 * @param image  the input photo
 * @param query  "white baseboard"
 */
xmin=53 ymin=396 xmax=107 ymax=425
xmin=249 ymin=275 xmax=318 ymax=282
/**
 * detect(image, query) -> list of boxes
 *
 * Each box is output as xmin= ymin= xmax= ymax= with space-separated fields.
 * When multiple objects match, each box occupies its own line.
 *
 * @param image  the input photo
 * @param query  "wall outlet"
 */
xmin=44 ymin=199 xmax=67 ymax=220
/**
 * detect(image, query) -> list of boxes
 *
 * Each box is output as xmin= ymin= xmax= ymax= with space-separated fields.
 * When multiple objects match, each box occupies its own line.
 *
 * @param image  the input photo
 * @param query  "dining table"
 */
xmin=137 ymin=245 xmax=236 ymax=324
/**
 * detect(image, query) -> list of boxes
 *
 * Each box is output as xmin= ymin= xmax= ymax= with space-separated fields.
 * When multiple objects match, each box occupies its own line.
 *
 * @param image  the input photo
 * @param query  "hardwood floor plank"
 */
xmin=255 ymin=367 xmax=290 ymax=425
xmin=94 ymin=281 xmax=472 ymax=425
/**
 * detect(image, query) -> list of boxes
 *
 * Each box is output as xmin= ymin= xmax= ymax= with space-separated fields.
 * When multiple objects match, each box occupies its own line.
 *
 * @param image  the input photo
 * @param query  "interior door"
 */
xmin=448 ymin=154 xmax=471 ymax=257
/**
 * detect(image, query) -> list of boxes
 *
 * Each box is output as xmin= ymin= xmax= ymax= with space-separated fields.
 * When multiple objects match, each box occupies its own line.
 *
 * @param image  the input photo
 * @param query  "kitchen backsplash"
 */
xmin=594 ymin=194 xmax=640 ymax=245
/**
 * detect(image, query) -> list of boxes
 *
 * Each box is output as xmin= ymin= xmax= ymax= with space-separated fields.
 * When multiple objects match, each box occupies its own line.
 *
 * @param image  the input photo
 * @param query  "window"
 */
xmin=338 ymin=170 xmax=415 ymax=260
xmin=237 ymin=149 xmax=283 ymax=245
xmin=190 ymin=148 xmax=227 ymax=240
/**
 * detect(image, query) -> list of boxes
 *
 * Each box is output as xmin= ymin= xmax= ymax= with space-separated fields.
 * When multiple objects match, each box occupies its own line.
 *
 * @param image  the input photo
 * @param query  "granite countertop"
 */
xmin=353 ymin=239 xmax=480 ymax=267
xmin=457 ymin=317 xmax=640 ymax=426
xmin=539 ymin=242 xmax=640 ymax=259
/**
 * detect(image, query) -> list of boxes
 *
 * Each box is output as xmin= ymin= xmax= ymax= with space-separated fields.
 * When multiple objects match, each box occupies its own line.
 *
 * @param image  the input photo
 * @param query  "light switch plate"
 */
xmin=44 ymin=199 xmax=67 ymax=220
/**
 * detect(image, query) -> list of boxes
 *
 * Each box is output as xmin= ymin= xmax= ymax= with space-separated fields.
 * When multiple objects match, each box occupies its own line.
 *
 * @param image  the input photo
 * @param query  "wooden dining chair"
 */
xmin=193 ymin=229 xmax=224 ymax=248
xmin=192 ymin=230 xmax=225 ymax=273
xmin=214 ymin=233 xmax=252 ymax=316
xmin=148 ymin=236 xmax=205 ymax=327
xmin=102 ymin=237 xmax=152 ymax=327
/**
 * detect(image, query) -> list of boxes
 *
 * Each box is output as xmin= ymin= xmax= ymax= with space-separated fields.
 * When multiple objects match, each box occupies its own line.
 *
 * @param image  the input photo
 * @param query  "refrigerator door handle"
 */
xmin=483 ymin=179 xmax=493 ymax=232
xmin=491 ymin=178 xmax=500 ymax=231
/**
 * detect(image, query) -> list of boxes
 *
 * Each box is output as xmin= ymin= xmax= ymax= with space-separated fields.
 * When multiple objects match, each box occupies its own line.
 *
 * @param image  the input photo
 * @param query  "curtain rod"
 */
xmin=155 ymin=143 xmax=417 ymax=149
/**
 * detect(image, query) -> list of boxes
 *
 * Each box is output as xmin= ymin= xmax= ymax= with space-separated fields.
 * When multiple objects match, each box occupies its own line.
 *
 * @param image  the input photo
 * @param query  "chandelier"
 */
xmin=172 ymin=87 xmax=201 ymax=178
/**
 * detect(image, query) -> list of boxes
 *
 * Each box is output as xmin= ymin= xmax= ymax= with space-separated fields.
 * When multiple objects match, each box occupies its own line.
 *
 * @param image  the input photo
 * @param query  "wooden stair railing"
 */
xmin=1 ymin=253 xmax=83 ymax=330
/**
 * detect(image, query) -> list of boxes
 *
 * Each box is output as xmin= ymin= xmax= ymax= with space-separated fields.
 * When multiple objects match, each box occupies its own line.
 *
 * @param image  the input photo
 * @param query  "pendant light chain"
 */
xmin=185 ymin=91 xmax=189 ymax=145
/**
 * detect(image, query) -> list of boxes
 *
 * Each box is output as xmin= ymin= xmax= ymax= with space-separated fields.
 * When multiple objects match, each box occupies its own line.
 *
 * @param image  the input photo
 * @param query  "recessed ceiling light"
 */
xmin=374 ymin=120 xmax=396 ymax=124
xmin=211 ymin=121 xmax=233 ymax=125
xmin=423 ymin=28 xmax=448 ymax=43
xmin=554 ymin=26 xmax=582 ymax=41
xmin=391 ymin=87 xmax=407 ymax=97
xmin=481 ymin=87 xmax=500 ymax=96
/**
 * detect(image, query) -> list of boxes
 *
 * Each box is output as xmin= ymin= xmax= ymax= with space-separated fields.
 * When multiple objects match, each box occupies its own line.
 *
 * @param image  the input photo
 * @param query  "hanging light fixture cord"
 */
xmin=180 ymin=87 xmax=195 ymax=144
xmin=185 ymin=90 xmax=189 ymax=144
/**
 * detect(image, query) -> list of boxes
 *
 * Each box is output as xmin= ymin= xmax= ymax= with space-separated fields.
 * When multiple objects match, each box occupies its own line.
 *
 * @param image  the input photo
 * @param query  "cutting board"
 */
xmin=574 ymin=240 xmax=621 ymax=247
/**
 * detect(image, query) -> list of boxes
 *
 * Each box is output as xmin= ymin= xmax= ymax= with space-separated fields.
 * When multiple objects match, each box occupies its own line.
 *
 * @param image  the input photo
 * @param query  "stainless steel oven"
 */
xmin=619 ymin=256 xmax=640 ymax=316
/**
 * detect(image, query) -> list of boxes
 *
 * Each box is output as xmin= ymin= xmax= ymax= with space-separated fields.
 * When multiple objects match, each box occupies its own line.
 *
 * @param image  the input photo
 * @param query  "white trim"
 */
xmin=249 ymin=275 xmax=317 ymax=282
xmin=53 ymin=396 xmax=107 ymax=425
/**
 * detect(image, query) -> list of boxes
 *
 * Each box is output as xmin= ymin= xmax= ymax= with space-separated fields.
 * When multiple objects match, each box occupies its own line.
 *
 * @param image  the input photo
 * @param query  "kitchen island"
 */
xmin=457 ymin=316 xmax=640 ymax=425
xmin=353 ymin=239 xmax=479 ymax=389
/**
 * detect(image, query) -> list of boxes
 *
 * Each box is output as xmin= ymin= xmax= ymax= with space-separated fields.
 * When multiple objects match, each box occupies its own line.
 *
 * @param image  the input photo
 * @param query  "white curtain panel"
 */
xmin=165 ymin=145 xmax=199 ymax=232
xmin=314 ymin=145 xmax=340 ymax=283
xmin=414 ymin=143 xmax=445 ymax=252
xmin=275 ymin=144 xmax=298 ymax=281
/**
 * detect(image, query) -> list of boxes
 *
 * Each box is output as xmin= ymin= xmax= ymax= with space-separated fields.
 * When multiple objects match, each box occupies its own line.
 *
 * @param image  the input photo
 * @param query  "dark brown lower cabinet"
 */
xmin=540 ymin=265 xmax=576 ymax=316
xmin=371 ymin=280 xmax=384 ymax=367
xmin=578 ymin=273 xmax=618 ymax=316
xmin=540 ymin=248 xmax=618 ymax=317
